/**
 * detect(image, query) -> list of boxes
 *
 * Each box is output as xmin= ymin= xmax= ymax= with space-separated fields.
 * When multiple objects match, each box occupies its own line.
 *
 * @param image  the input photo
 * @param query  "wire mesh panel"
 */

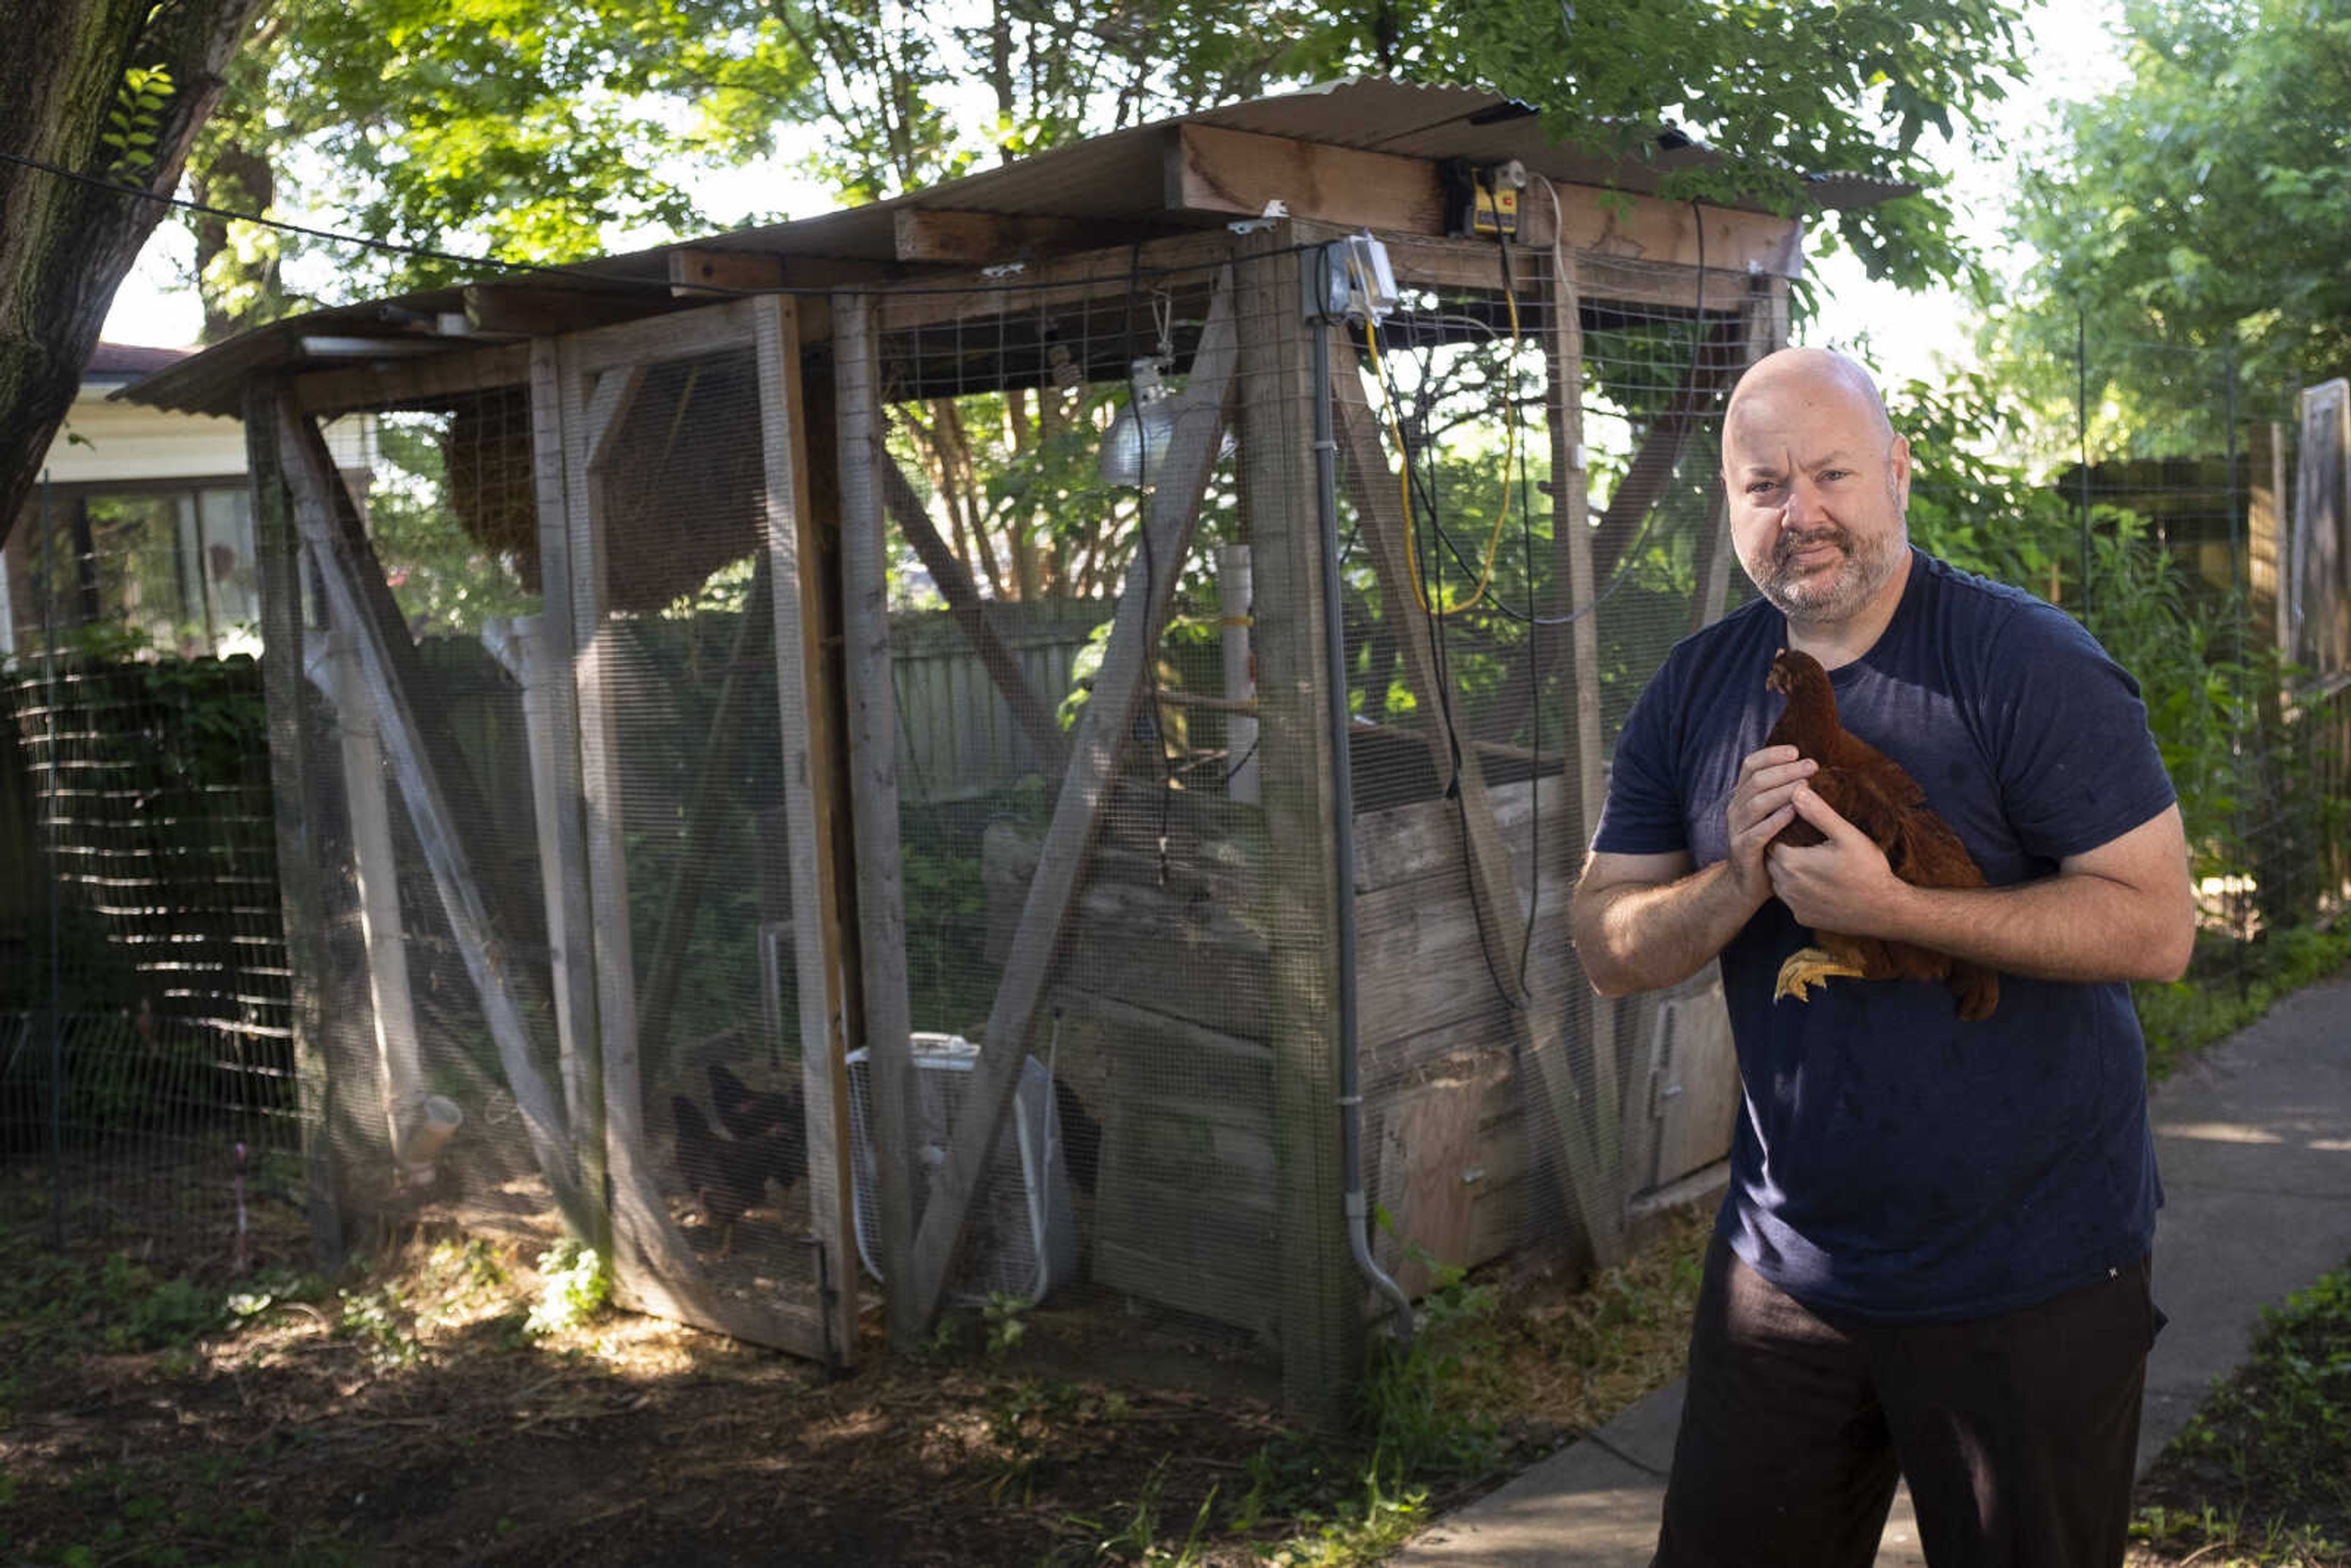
xmin=842 ymin=223 xmax=1785 ymax=1415
xmin=863 ymin=238 xmax=1328 ymax=1378
xmin=304 ymin=390 xmax=577 ymax=1251
xmin=0 ymin=631 xmax=294 ymax=1258
xmin=1324 ymin=231 xmax=1778 ymax=1299
xmin=559 ymin=301 xmax=846 ymax=1360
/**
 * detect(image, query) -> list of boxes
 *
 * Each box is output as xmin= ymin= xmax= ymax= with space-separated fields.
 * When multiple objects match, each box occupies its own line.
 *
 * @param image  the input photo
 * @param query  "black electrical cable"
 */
xmin=0 ymin=146 xmax=1332 ymax=306
xmin=1394 ymin=199 xmax=1717 ymax=634
xmin=1368 ymin=216 xmax=1526 ymax=1015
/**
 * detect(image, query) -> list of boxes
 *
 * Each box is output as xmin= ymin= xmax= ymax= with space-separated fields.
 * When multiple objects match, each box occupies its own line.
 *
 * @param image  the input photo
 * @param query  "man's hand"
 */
xmin=1570 ymin=743 xmax=1819 ymax=999
xmin=1728 ymin=745 xmax=1818 ymax=907
xmin=1765 ymin=784 xmax=1902 ymax=934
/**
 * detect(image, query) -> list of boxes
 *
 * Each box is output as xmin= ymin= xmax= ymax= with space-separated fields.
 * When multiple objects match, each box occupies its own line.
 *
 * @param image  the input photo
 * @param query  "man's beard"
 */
xmin=1753 ymin=524 xmax=1905 ymax=623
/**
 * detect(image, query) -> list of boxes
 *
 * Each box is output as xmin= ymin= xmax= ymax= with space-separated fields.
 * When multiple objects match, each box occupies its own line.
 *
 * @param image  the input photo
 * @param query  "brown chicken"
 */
xmin=1764 ymin=648 xmax=2000 ymax=1021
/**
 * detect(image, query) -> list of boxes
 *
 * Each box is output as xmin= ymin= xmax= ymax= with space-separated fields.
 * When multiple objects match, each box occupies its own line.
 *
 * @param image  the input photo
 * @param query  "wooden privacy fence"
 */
xmin=886 ymin=601 xmax=1105 ymax=801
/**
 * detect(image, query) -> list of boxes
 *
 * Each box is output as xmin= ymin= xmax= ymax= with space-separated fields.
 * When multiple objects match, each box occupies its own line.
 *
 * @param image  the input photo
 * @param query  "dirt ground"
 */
xmin=0 ymin=1165 xmax=1689 ymax=1568
xmin=7 ymin=1170 xmax=2336 ymax=1568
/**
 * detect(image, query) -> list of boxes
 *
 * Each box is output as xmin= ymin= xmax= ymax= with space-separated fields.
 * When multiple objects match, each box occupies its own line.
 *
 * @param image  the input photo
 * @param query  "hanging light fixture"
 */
xmin=1097 ymin=357 xmax=1178 ymax=488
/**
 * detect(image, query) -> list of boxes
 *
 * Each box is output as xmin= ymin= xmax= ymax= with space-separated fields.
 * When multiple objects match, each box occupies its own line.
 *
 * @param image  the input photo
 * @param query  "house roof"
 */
xmin=124 ymin=77 xmax=1911 ymax=418
xmin=86 ymin=342 xmax=193 ymax=381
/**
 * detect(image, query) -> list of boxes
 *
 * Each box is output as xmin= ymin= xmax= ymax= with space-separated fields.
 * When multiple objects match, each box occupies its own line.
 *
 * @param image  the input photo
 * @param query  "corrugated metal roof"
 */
xmin=126 ymin=77 xmax=1910 ymax=416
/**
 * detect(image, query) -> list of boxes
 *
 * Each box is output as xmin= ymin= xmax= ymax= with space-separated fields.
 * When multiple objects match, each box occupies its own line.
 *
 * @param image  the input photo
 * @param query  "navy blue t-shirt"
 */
xmin=1592 ymin=550 xmax=2177 ymax=1321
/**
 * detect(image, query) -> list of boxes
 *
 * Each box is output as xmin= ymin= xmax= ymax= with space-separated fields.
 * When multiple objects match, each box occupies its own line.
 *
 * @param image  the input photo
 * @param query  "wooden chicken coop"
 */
xmin=126 ymin=78 xmax=1888 ymax=1422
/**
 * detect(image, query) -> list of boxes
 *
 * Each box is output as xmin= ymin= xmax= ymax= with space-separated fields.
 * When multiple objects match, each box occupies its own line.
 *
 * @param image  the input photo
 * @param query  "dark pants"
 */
xmin=1653 ymin=1237 xmax=2161 ymax=1568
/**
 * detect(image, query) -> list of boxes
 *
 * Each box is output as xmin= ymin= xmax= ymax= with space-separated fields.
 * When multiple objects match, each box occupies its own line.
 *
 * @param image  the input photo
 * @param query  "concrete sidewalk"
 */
xmin=1393 ymin=973 xmax=2351 ymax=1567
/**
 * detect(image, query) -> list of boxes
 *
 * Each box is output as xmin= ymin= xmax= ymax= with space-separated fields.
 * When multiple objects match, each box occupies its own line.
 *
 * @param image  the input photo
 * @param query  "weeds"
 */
xmin=1079 ymin=1458 xmax=1217 ymax=1564
xmin=524 ymin=1239 xmax=609 ymax=1339
xmin=2132 ymin=1256 xmax=2351 ymax=1564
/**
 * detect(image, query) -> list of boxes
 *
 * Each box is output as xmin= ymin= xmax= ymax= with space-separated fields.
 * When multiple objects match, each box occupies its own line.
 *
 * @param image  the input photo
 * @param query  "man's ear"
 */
xmin=1889 ymin=433 xmax=1913 ymax=512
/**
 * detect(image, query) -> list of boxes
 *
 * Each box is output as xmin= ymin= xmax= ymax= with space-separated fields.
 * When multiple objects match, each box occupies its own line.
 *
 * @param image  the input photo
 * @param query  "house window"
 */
xmin=2 ymin=484 xmax=259 ymax=660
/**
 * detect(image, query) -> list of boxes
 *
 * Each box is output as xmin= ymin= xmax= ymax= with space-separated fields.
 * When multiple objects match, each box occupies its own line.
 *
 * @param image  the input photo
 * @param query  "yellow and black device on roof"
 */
xmin=1440 ymin=158 xmax=1526 ymax=240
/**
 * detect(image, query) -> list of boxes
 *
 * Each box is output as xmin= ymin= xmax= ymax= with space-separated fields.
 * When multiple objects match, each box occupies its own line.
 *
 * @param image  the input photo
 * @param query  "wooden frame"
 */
xmin=754 ymin=294 xmax=863 ymax=1362
xmin=892 ymin=260 xmax=1243 ymax=1329
xmin=556 ymin=296 xmax=850 ymax=1360
xmin=1168 ymin=124 xmax=1805 ymax=277
xmin=272 ymin=388 xmax=593 ymax=1237
xmin=228 ymin=127 xmax=1826 ymax=1400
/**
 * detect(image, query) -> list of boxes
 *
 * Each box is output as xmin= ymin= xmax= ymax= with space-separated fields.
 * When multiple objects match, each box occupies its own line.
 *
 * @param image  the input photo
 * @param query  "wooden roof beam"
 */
xmin=892 ymin=208 xmax=1166 ymax=266
xmin=463 ymin=282 xmax=670 ymax=337
xmin=1166 ymin=123 xmax=1804 ymax=278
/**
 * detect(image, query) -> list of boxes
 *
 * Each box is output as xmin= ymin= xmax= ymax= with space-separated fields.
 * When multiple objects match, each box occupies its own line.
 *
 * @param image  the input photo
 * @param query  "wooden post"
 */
xmin=754 ymin=293 xmax=862 ymax=1363
xmin=246 ymin=380 xmax=343 ymax=1267
xmin=554 ymin=341 xmax=730 ymax=1307
xmin=1540 ymin=250 xmax=1627 ymax=1257
xmin=1242 ymin=233 xmax=1359 ymax=1425
xmin=302 ymin=630 xmax=422 ymax=1162
xmin=272 ymin=390 xmax=590 ymax=1235
xmin=877 ymin=457 xmax=1067 ymax=770
xmin=525 ymin=337 xmax=609 ymax=1249
xmin=831 ymin=288 xmax=924 ymax=1348
xmin=1331 ymin=340 xmax=1624 ymax=1270
xmin=901 ymin=264 xmax=1242 ymax=1329
xmin=1690 ymin=272 xmax=1789 ymax=634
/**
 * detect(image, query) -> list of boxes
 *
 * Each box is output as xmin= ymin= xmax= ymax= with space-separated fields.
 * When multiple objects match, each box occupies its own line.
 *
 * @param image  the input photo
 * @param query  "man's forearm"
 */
xmin=1881 ymin=871 xmax=2193 ymax=984
xmin=1575 ymin=860 xmax=1763 ymax=996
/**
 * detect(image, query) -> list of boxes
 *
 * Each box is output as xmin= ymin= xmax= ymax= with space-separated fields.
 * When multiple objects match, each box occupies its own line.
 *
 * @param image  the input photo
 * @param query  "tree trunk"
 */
xmin=0 ymin=0 xmax=268 ymax=552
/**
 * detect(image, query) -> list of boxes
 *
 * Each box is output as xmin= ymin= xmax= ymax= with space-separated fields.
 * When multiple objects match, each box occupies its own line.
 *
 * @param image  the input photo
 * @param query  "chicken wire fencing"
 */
xmin=1 ymin=489 xmax=298 ymax=1267
xmin=273 ymin=332 xmax=852 ymax=1359
xmin=857 ymin=226 xmax=1781 ymax=1412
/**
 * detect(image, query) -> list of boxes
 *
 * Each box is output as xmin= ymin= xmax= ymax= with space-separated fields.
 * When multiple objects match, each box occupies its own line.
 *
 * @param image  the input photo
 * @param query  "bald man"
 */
xmin=1571 ymin=349 xmax=2195 ymax=1567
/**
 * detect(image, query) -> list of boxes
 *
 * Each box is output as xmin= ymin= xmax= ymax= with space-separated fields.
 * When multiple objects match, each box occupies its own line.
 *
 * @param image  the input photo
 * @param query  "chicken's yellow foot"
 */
xmin=1775 ymin=946 xmax=1865 ymax=1003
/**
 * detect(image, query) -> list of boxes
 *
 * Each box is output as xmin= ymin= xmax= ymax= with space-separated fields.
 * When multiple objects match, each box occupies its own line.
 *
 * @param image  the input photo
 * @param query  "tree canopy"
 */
xmin=189 ymin=0 xmax=811 ymax=326
xmin=185 ymin=0 xmax=2037 ymax=333
xmin=4 ymin=0 xmax=2041 ymax=564
xmin=2001 ymin=0 xmax=2351 ymax=452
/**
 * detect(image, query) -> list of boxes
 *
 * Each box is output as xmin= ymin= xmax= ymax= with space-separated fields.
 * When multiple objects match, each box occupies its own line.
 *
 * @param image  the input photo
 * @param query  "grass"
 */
xmin=1221 ymin=1204 xmax=1713 ymax=1565
xmin=2129 ymin=1257 xmax=2351 ymax=1566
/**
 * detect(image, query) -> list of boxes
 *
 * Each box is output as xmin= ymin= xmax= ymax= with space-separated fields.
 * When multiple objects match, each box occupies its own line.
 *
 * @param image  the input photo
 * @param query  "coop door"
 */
xmin=1633 ymin=968 xmax=1740 ymax=1196
xmin=552 ymin=298 xmax=855 ymax=1364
